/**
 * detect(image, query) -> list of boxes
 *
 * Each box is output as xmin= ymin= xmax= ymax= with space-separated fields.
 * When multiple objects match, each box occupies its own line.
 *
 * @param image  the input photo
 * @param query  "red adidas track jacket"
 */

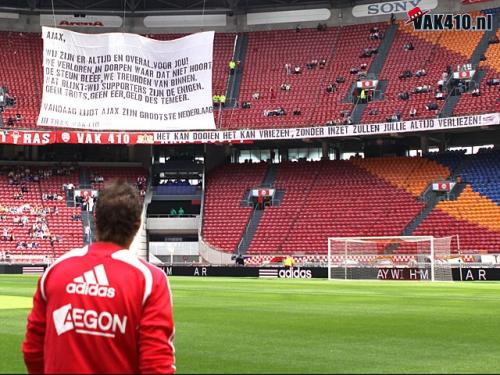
xmin=22 ymin=242 xmax=176 ymax=374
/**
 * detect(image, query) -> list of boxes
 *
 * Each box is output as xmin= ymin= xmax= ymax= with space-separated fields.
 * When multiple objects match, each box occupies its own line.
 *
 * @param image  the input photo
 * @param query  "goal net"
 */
xmin=327 ymin=236 xmax=454 ymax=281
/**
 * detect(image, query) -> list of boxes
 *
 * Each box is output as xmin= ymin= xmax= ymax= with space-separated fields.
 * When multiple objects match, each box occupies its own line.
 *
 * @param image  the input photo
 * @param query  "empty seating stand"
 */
xmin=227 ymin=23 xmax=386 ymax=129
xmin=202 ymin=159 xmax=426 ymax=255
xmin=202 ymin=163 xmax=267 ymax=252
xmin=412 ymin=150 xmax=500 ymax=254
xmin=362 ymin=19 xmax=487 ymax=123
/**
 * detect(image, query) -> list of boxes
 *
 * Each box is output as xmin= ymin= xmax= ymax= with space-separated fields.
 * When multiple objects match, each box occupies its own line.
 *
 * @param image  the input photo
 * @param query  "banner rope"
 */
xmin=50 ymin=0 xmax=56 ymax=27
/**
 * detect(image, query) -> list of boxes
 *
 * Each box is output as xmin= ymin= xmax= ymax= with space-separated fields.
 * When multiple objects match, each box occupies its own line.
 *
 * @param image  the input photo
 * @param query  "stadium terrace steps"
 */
xmin=0 ymin=165 xmax=148 ymax=260
xmin=438 ymin=90 xmax=462 ymax=119
xmin=199 ymin=153 xmax=500 ymax=256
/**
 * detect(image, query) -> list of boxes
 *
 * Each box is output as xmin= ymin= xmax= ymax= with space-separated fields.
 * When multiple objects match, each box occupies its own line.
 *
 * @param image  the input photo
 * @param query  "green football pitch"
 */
xmin=2 ymin=275 xmax=500 ymax=374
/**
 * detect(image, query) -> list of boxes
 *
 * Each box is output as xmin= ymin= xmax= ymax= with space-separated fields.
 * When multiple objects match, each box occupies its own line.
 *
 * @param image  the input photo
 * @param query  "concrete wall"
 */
xmin=147 ymin=216 xmax=200 ymax=233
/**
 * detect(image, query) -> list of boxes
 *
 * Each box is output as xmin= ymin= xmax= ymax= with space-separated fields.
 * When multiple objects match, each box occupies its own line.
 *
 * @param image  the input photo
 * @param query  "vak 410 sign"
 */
xmin=37 ymin=27 xmax=216 ymax=131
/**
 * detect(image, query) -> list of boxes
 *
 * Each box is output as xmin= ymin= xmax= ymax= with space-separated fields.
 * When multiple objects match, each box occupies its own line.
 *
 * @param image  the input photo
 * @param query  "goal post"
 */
xmin=327 ymin=236 xmax=454 ymax=281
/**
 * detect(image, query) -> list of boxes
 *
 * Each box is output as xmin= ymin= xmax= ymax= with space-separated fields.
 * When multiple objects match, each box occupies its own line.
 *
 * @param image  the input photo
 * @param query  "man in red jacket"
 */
xmin=23 ymin=180 xmax=176 ymax=374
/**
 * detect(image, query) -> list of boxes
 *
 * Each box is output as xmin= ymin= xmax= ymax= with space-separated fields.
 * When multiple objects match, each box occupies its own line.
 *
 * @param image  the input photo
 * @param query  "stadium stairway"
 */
xmin=237 ymin=163 xmax=279 ymax=255
xmin=29 ymin=44 xmax=40 ymax=100
xmin=439 ymin=13 xmax=500 ymax=118
xmin=351 ymin=23 xmax=399 ymax=124
xmin=78 ymin=168 xmax=93 ymax=245
xmin=449 ymin=182 xmax=468 ymax=201
xmin=396 ymin=152 xmax=471 ymax=239
xmin=448 ymin=156 xmax=469 ymax=180
xmin=470 ymin=12 xmax=500 ymax=67
xmin=130 ymin=187 xmax=152 ymax=259
xmin=236 ymin=209 xmax=264 ymax=255
xmin=399 ymin=193 xmax=440 ymax=237
xmin=81 ymin=211 xmax=94 ymax=245
xmin=225 ymin=34 xmax=248 ymax=108
xmin=79 ymin=168 xmax=91 ymax=189
xmin=397 ymin=180 xmax=467 ymax=239
xmin=367 ymin=24 xmax=399 ymax=76
xmin=262 ymin=163 xmax=278 ymax=186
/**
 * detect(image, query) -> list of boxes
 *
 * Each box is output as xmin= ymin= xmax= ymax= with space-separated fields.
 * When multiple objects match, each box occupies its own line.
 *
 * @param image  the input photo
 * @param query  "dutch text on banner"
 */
xmin=3 ymin=113 xmax=498 ymax=146
xmin=37 ymin=27 xmax=215 ymax=131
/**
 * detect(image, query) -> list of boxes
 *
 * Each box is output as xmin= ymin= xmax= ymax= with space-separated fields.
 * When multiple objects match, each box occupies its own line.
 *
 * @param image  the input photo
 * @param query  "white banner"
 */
xmin=0 ymin=113 xmax=498 ymax=145
xmin=154 ymin=113 xmax=499 ymax=143
xmin=37 ymin=27 xmax=216 ymax=131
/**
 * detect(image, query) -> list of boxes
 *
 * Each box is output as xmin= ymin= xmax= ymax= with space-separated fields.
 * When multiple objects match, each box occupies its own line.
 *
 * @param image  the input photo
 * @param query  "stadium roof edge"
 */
xmin=0 ymin=0 xmax=361 ymax=15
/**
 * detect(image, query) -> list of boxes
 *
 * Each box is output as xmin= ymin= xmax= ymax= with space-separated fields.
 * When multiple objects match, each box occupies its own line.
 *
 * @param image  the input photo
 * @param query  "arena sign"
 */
xmin=37 ymin=27 xmax=216 ymax=131
xmin=1 ymin=113 xmax=498 ymax=146
xmin=352 ymin=0 xmax=438 ymax=17
xmin=40 ymin=15 xmax=123 ymax=28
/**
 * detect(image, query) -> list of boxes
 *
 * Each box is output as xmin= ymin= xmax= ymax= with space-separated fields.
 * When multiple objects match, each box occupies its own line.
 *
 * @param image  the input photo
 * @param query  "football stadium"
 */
xmin=1 ymin=0 xmax=500 ymax=373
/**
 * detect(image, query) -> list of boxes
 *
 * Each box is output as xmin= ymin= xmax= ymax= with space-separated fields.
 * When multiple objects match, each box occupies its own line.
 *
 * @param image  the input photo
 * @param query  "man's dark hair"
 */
xmin=95 ymin=180 xmax=142 ymax=247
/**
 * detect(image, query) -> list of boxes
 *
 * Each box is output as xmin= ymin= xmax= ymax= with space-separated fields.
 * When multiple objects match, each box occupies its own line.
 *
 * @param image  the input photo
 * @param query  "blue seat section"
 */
xmin=460 ymin=149 xmax=500 ymax=205
xmin=154 ymin=185 xmax=200 ymax=195
xmin=425 ymin=150 xmax=466 ymax=174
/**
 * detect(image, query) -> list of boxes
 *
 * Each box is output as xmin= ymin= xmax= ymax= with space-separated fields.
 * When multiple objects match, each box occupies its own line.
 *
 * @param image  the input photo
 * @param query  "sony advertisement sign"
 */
xmin=352 ymin=0 xmax=438 ymax=18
